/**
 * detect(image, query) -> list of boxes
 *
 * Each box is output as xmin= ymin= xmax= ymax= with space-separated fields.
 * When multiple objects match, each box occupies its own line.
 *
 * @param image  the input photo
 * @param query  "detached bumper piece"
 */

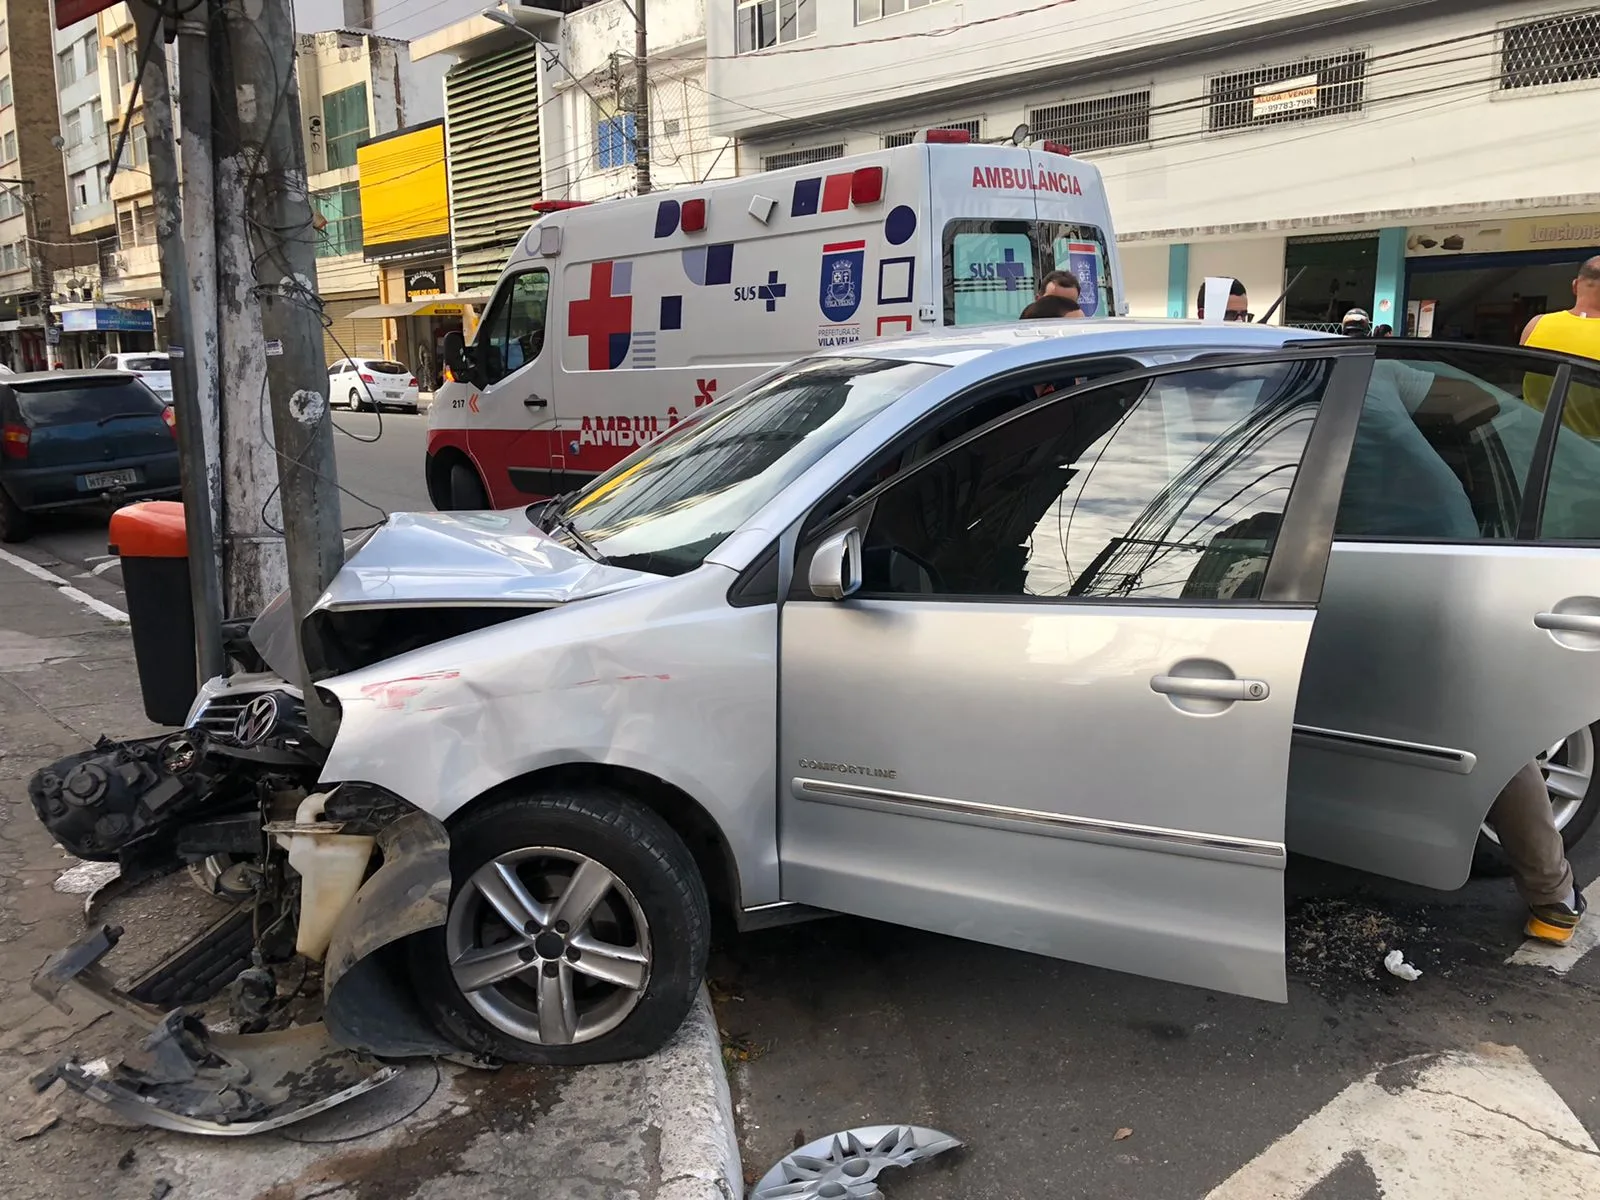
xmin=33 ymin=924 xmax=399 ymax=1136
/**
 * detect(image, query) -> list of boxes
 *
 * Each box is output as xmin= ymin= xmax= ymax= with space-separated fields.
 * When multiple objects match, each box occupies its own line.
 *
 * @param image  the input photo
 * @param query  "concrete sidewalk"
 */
xmin=0 ymin=550 xmax=741 ymax=1200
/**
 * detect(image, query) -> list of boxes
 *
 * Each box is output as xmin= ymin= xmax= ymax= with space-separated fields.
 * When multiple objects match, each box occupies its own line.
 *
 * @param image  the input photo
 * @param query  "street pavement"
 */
xmin=717 ymin=849 xmax=1600 ymax=1197
xmin=0 ymin=537 xmax=739 ymax=1200
xmin=12 ymin=410 xmax=433 ymax=601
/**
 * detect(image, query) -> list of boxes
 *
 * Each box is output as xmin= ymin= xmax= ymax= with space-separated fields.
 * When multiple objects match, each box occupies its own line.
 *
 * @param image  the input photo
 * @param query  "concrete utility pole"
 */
xmin=177 ymin=5 xmax=223 ymax=596
xmin=215 ymin=0 xmax=344 ymax=739
xmin=212 ymin=3 xmax=289 ymax=621
xmin=633 ymin=0 xmax=651 ymax=195
xmin=129 ymin=2 xmax=227 ymax=682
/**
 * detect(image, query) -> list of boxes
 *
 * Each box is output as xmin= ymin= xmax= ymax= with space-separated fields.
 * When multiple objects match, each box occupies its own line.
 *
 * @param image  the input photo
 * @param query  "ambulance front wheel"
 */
xmin=450 ymin=461 xmax=490 ymax=511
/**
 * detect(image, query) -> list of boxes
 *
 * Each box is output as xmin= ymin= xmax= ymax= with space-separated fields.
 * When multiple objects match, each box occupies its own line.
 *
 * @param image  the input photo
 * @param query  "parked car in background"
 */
xmin=330 ymin=358 xmax=420 ymax=413
xmin=0 ymin=371 xmax=179 ymax=542
xmin=95 ymin=352 xmax=173 ymax=403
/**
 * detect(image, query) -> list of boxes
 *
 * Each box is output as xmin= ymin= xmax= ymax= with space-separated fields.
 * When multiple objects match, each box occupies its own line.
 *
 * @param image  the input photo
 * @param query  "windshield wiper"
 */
xmin=552 ymin=512 xmax=605 ymax=562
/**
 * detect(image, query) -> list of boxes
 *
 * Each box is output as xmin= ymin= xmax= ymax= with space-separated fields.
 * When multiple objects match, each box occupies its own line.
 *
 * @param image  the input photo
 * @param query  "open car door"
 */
xmin=777 ymin=347 xmax=1375 ymax=1002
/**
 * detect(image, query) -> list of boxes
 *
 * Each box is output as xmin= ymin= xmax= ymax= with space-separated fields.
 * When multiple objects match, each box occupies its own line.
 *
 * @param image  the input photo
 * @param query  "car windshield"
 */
xmin=15 ymin=379 xmax=165 ymax=425
xmin=363 ymin=360 xmax=409 ymax=376
xmin=551 ymin=356 xmax=946 ymax=575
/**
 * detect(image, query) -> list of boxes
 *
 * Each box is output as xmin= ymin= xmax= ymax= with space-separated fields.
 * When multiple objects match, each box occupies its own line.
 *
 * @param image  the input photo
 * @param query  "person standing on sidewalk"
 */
xmin=1521 ymin=256 xmax=1600 ymax=437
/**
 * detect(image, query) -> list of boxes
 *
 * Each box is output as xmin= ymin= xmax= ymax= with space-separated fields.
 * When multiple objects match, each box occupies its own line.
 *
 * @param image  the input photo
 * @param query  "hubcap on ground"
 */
xmin=444 ymin=846 xmax=651 ymax=1046
xmin=1481 ymin=724 xmax=1595 ymax=845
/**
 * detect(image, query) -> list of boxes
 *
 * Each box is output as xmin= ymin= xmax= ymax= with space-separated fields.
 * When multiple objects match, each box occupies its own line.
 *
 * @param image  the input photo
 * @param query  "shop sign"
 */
xmin=1405 ymin=214 xmax=1600 ymax=257
xmin=1252 ymin=75 xmax=1319 ymax=120
xmin=405 ymin=267 xmax=445 ymax=300
xmin=60 ymin=306 xmax=156 ymax=333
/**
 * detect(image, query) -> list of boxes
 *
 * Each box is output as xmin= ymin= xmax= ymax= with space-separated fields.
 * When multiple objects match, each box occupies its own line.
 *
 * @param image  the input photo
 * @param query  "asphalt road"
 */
xmin=12 ymin=409 xmax=433 ymax=599
xmin=718 ymin=845 xmax=1600 ymax=1198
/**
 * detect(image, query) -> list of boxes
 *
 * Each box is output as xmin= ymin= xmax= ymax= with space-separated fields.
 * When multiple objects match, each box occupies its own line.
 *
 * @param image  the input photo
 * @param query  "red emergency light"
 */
xmin=1040 ymin=140 xmax=1072 ymax=157
xmin=921 ymin=128 xmax=972 ymax=144
xmin=680 ymin=198 xmax=707 ymax=232
xmin=850 ymin=167 xmax=884 ymax=205
xmin=531 ymin=200 xmax=590 ymax=213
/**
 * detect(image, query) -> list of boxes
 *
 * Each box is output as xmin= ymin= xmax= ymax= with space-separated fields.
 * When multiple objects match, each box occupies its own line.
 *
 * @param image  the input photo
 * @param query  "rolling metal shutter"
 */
xmin=321 ymin=298 xmax=386 ymax=365
xmin=446 ymin=41 xmax=542 ymax=294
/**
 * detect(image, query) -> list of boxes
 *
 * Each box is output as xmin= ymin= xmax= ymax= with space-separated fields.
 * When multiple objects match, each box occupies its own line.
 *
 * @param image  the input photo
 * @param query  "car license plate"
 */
xmin=386 ymin=390 xmax=402 ymax=399
xmin=82 ymin=469 xmax=138 ymax=490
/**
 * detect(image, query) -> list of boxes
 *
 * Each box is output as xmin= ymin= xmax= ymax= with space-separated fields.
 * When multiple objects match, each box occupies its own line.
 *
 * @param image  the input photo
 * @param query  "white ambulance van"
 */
xmin=428 ymin=134 xmax=1127 ymax=510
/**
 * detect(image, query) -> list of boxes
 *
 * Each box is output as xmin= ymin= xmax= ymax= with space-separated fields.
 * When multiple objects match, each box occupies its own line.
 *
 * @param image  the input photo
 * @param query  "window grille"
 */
xmin=761 ymin=143 xmax=846 ymax=171
xmin=883 ymin=118 xmax=981 ymax=148
xmin=1501 ymin=9 xmax=1600 ymax=89
xmin=1028 ymin=91 xmax=1151 ymax=153
xmin=1207 ymin=53 xmax=1366 ymax=132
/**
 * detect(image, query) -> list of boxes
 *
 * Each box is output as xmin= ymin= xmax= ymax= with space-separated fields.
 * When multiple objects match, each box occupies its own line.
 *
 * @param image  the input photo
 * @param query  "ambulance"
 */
xmin=428 ymin=133 xmax=1128 ymax=510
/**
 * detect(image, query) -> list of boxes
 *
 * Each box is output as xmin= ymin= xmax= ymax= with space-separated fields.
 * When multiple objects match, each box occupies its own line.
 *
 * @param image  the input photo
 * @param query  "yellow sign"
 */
xmin=1405 ymin=214 xmax=1600 ymax=257
xmin=357 ymin=122 xmax=450 ymax=258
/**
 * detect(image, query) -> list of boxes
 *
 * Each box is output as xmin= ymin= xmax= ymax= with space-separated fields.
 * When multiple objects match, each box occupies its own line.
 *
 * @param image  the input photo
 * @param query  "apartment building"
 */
xmin=538 ymin=0 xmax=736 ymax=204
xmin=95 ymin=3 xmax=172 ymax=347
xmin=298 ymin=27 xmax=444 ymax=362
xmin=0 ymin=3 xmax=79 ymax=370
xmin=707 ymin=0 xmax=1600 ymax=341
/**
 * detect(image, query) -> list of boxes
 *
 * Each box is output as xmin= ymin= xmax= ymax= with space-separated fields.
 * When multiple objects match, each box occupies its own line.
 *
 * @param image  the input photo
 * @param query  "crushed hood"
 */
xmin=248 ymin=509 xmax=656 ymax=682
xmin=311 ymin=509 xmax=652 ymax=611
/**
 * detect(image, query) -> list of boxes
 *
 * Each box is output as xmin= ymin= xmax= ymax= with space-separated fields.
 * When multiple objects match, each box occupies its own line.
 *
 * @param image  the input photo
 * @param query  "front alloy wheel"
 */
xmin=409 ymin=787 xmax=709 ymax=1065
xmin=446 ymin=847 xmax=651 ymax=1046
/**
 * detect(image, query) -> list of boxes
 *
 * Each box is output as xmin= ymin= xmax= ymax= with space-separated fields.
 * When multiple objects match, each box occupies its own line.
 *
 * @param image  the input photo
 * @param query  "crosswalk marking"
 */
xmin=1507 ymin=874 xmax=1600 ymax=975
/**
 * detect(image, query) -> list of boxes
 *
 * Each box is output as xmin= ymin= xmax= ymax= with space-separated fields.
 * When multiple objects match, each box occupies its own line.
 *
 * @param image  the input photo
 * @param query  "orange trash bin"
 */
xmin=108 ymin=500 xmax=197 ymax=725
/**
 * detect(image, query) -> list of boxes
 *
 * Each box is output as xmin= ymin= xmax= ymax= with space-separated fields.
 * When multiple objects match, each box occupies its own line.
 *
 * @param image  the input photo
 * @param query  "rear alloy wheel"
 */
xmin=1475 ymin=722 xmax=1600 ymax=874
xmin=0 ymin=485 xmax=32 ymax=543
xmin=349 ymin=388 xmax=366 ymax=413
xmin=408 ymin=788 xmax=709 ymax=1064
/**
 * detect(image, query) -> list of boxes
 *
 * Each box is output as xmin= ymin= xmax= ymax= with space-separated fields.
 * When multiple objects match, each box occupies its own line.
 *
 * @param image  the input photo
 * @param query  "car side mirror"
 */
xmin=809 ymin=528 xmax=863 ymax=600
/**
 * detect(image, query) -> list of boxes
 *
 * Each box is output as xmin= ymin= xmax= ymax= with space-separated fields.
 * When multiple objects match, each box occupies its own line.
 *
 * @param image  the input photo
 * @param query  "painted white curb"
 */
xmin=649 ymin=985 xmax=743 ymax=1199
xmin=0 ymin=545 xmax=129 ymax=623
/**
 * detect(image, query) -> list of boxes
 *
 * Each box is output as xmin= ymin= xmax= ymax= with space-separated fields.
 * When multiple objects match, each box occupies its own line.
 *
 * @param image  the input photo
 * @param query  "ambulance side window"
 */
xmin=478 ymin=269 xmax=551 ymax=385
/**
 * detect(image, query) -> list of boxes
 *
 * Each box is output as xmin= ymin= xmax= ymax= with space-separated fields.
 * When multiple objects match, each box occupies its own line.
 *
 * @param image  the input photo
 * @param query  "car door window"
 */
xmin=477 ymin=269 xmax=550 ymax=385
xmin=1334 ymin=347 xmax=1552 ymax=541
xmin=1539 ymin=366 xmax=1600 ymax=541
xmin=853 ymin=358 xmax=1335 ymax=602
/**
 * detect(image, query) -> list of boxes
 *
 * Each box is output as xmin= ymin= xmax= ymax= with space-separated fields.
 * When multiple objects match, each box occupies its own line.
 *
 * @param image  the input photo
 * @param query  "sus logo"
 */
xmin=819 ymin=240 xmax=865 ymax=323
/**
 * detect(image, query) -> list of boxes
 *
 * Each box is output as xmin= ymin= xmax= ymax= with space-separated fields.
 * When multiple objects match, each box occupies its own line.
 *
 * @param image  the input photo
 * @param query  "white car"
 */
xmin=94 ymin=352 xmax=171 ymax=402
xmin=329 ymin=358 xmax=420 ymax=413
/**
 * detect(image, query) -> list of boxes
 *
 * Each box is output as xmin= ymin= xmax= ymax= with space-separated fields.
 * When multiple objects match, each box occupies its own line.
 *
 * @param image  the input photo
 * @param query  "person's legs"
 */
xmin=1488 ymin=761 xmax=1583 ymax=943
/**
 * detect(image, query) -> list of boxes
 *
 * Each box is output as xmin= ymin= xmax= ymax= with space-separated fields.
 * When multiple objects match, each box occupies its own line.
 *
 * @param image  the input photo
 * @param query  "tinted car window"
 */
xmin=94 ymin=355 xmax=116 ymax=370
xmin=362 ymin=360 xmax=408 ymax=375
xmin=1540 ymin=366 xmax=1600 ymax=541
xmin=856 ymin=359 xmax=1332 ymax=602
xmin=1335 ymin=347 xmax=1550 ymax=541
xmin=124 ymin=357 xmax=167 ymax=372
xmin=14 ymin=379 xmax=165 ymax=426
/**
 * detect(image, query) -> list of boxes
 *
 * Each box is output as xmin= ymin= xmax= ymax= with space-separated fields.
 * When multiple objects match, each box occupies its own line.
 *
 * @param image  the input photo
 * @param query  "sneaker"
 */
xmin=1525 ymin=888 xmax=1587 ymax=946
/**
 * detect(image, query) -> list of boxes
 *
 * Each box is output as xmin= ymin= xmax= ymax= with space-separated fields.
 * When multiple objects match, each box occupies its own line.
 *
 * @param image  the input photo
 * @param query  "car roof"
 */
xmin=824 ymin=318 xmax=1337 ymax=367
xmin=7 ymin=369 xmax=140 ymax=384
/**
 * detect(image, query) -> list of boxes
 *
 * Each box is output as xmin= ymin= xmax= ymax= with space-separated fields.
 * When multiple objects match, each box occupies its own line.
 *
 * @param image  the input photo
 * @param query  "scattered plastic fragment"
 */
xmin=1113 ymin=1127 xmax=1133 ymax=1141
xmin=1384 ymin=949 xmax=1422 ymax=981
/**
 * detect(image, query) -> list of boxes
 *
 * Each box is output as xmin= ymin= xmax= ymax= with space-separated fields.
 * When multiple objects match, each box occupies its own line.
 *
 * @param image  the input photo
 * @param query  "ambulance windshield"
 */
xmin=553 ymin=356 xmax=945 ymax=576
xmin=945 ymin=219 xmax=1115 ymax=326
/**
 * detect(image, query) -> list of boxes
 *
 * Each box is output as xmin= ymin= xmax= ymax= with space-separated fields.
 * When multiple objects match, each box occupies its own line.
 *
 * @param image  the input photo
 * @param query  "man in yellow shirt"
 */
xmin=1521 ymin=255 xmax=1600 ymax=437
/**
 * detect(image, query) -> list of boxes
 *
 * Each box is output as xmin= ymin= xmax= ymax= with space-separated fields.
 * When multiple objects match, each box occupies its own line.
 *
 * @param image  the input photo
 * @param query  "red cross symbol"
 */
xmin=568 ymin=261 xmax=633 ymax=371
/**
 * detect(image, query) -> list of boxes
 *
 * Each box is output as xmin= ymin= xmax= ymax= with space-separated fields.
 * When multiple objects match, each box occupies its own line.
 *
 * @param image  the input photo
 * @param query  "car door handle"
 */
xmin=1535 ymin=611 xmax=1600 ymax=635
xmin=524 ymin=396 xmax=549 ymax=409
xmin=1150 ymin=675 xmax=1270 ymax=702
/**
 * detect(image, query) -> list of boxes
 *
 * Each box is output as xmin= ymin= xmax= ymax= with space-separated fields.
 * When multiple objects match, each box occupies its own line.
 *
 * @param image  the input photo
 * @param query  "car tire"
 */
xmin=1473 ymin=721 xmax=1600 ymax=876
xmin=406 ymin=787 xmax=710 ymax=1065
xmin=448 ymin=461 xmax=489 ymax=510
xmin=0 ymin=485 xmax=31 ymax=543
xmin=349 ymin=388 xmax=366 ymax=413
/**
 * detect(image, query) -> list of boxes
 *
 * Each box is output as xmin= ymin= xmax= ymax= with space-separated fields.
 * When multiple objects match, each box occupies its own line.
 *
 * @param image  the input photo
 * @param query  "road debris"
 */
xmin=13 ymin=1079 xmax=67 ymax=1141
xmin=1113 ymin=1127 xmax=1133 ymax=1141
xmin=1288 ymin=898 xmax=1426 ymax=989
xmin=1384 ymin=950 xmax=1423 ymax=982
xmin=751 ymin=1125 xmax=962 ymax=1198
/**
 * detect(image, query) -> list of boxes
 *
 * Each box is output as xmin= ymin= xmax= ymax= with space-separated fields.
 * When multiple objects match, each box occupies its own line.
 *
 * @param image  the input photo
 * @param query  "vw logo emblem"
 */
xmin=232 ymin=694 xmax=281 ymax=747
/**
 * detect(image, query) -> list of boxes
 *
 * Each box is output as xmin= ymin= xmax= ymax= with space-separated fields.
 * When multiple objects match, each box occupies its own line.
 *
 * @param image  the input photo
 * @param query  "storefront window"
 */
xmin=1282 ymin=233 xmax=1378 ymax=332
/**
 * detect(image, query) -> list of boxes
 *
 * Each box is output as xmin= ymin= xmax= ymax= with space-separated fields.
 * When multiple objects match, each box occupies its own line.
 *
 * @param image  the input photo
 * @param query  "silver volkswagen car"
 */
xmin=194 ymin=320 xmax=1600 ymax=1065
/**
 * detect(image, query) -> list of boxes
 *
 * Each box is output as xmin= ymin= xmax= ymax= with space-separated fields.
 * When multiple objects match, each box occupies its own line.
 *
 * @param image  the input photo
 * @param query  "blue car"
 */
xmin=0 ymin=370 xmax=180 ymax=542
